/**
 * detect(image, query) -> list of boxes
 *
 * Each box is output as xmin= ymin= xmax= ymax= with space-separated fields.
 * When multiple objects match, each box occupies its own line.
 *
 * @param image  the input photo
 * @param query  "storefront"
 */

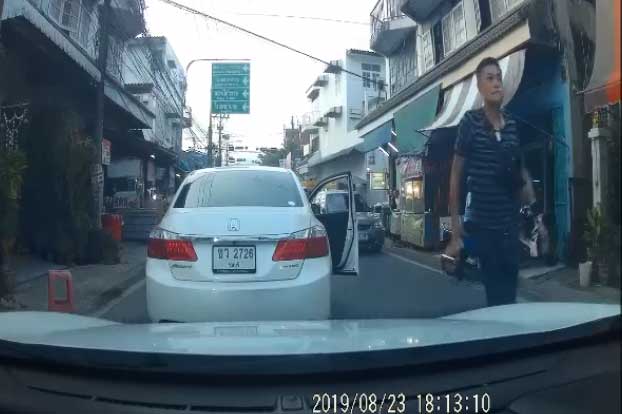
xmin=396 ymin=156 xmax=440 ymax=249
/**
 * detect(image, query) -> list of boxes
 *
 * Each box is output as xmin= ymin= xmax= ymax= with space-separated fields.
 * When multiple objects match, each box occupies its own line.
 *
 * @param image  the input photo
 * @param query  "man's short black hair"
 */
xmin=475 ymin=57 xmax=501 ymax=79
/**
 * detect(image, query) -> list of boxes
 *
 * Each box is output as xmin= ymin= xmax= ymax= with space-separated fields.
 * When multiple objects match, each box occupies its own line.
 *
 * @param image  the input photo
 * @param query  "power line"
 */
xmin=231 ymin=13 xmax=368 ymax=26
xmin=153 ymin=0 xmax=384 ymax=87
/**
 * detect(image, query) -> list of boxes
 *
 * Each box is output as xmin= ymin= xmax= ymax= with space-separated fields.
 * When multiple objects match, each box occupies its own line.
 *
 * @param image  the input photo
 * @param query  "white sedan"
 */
xmin=146 ymin=167 xmax=358 ymax=323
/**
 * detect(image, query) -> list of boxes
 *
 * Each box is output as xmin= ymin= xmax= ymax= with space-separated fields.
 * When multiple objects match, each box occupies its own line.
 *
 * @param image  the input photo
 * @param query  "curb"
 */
xmin=86 ymin=262 xmax=146 ymax=317
xmin=15 ymin=266 xmax=69 ymax=288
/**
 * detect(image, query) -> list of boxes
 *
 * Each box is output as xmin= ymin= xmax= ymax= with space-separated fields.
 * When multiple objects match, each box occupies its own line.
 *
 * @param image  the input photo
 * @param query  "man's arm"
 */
xmin=520 ymin=167 xmax=536 ymax=206
xmin=447 ymin=155 xmax=465 ymax=254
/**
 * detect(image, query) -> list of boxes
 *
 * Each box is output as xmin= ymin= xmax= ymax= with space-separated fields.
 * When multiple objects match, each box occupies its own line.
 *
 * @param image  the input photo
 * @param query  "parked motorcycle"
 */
xmin=518 ymin=204 xmax=556 ymax=266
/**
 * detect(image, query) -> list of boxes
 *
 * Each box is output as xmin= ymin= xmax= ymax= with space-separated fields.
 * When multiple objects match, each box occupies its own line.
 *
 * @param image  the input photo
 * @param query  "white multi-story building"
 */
xmin=299 ymin=49 xmax=390 ymax=207
xmin=123 ymin=36 xmax=186 ymax=155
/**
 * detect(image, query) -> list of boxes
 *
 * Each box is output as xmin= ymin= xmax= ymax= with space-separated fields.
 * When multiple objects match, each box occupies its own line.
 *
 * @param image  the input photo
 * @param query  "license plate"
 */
xmin=213 ymin=246 xmax=256 ymax=273
xmin=358 ymin=232 xmax=368 ymax=241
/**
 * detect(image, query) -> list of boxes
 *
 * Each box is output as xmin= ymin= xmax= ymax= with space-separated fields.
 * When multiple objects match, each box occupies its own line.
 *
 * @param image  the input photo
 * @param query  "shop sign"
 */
xmin=102 ymin=139 xmax=111 ymax=165
xmin=370 ymin=172 xmax=388 ymax=190
xmin=400 ymin=157 xmax=423 ymax=177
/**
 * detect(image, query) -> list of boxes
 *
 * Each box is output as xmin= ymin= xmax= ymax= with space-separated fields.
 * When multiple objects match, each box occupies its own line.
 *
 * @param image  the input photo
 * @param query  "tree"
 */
xmin=258 ymin=148 xmax=287 ymax=167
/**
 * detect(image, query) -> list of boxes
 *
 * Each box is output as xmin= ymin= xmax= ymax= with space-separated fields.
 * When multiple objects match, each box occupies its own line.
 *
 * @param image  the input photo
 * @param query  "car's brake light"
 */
xmin=148 ymin=228 xmax=198 ymax=261
xmin=272 ymin=226 xmax=329 ymax=261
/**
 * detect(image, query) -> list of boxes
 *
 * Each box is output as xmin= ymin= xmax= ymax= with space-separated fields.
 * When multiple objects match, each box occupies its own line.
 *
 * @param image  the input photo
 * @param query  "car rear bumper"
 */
xmin=358 ymin=229 xmax=385 ymax=249
xmin=146 ymin=258 xmax=331 ymax=323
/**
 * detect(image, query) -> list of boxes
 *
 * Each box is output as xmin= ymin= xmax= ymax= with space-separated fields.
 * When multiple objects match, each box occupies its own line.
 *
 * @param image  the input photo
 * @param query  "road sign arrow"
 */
xmin=242 ymin=90 xmax=250 ymax=99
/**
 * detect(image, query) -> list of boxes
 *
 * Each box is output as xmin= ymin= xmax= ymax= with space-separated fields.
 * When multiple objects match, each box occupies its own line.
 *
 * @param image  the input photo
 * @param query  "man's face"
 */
xmin=477 ymin=64 xmax=504 ymax=106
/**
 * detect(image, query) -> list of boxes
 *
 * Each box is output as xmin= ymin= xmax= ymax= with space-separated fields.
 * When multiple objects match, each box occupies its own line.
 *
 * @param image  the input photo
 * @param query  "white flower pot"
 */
xmin=579 ymin=261 xmax=592 ymax=287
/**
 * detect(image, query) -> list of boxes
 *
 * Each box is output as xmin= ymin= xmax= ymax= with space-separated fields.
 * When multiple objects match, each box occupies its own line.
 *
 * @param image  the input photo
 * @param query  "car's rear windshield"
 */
xmin=174 ymin=170 xmax=303 ymax=208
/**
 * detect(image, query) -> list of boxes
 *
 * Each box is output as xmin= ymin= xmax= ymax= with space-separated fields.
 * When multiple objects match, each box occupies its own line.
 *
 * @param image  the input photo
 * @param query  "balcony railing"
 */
xmin=370 ymin=0 xmax=416 ymax=55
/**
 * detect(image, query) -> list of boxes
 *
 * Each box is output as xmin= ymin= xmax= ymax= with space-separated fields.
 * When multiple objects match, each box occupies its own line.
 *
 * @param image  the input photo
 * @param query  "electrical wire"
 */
xmin=231 ymin=13 xmax=368 ymax=26
xmin=153 ymin=0 xmax=384 ymax=88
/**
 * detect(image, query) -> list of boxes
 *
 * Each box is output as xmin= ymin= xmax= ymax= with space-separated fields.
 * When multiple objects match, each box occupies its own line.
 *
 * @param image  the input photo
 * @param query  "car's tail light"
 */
xmin=148 ymin=228 xmax=198 ymax=262
xmin=272 ymin=226 xmax=329 ymax=261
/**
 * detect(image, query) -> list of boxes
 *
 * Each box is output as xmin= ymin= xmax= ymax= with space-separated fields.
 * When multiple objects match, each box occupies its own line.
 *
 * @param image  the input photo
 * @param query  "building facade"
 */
xmin=112 ymin=36 xmax=186 ymax=209
xmin=0 ymin=0 xmax=187 ymax=246
xmin=298 ymin=49 xmax=390 ymax=208
xmin=359 ymin=0 xmax=596 ymax=258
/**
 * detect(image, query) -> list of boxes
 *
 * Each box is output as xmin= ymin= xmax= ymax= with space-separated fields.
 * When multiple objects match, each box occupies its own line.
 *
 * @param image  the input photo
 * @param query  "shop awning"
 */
xmin=357 ymin=120 xmax=392 ymax=153
xmin=307 ymin=144 xmax=363 ymax=168
xmin=306 ymin=151 xmax=321 ymax=168
xmin=393 ymin=84 xmax=441 ymax=154
xmin=583 ymin=0 xmax=621 ymax=112
xmin=421 ymin=49 xmax=526 ymax=131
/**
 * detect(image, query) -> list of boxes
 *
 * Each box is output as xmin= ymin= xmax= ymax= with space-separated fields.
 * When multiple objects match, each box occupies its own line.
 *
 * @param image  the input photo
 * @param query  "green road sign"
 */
xmin=212 ymin=63 xmax=250 ymax=114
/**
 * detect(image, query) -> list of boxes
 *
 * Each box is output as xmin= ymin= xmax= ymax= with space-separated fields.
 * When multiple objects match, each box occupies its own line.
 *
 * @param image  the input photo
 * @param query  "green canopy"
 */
xmin=356 ymin=121 xmax=392 ymax=153
xmin=393 ymin=84 xmax=441 ymax=154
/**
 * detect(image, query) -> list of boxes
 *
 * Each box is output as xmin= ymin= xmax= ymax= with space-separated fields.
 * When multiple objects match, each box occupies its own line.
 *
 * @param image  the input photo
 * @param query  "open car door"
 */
xmin=309 ymin=172 xmax=359 ymax=275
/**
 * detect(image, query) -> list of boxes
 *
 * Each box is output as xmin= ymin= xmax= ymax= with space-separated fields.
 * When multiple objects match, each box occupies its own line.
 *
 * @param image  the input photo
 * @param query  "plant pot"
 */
xmin=579 ymin=261 xmax=592 ymax=287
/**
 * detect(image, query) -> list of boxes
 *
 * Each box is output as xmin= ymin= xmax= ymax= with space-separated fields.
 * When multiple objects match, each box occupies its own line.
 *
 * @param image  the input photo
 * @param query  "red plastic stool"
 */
xmin=48 ymin=270 xmax=74 ymax=313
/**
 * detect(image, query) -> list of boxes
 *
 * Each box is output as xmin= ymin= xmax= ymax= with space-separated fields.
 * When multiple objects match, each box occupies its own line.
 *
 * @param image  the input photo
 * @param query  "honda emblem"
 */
xmin=228 ymin=218 xmax=240 ymax=232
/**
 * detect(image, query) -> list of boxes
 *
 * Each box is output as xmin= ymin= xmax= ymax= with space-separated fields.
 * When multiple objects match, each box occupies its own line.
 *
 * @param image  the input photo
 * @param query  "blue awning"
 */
xmin=356 ymin=121 xmax=392 ymax=153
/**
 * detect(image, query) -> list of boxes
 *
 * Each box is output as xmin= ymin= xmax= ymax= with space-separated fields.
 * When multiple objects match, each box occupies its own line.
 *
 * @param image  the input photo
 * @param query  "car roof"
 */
xmin=185 ymin=166 xmax=295 ymax=182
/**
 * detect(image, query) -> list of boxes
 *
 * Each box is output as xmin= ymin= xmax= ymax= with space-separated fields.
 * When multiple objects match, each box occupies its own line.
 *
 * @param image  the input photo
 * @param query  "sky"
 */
xmin=144 ymin=0 xmax=378 ymax=149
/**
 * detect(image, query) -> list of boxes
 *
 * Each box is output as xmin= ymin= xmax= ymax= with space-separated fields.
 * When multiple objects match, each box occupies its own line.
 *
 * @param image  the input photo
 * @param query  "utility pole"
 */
xmin=93 ymin=0 xmax=112 ymax=228
xmin=216 ymin=114 xmax=228 ymax=167
xmin=207 ymin=111 xmax=213 ymax=167
xmin=0 ymin=0 xmax=5 ymax=33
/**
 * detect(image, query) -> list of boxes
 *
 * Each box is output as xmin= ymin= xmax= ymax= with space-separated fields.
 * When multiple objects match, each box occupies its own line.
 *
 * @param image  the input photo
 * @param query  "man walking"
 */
xmin=445 ymin=57 xmax=536 ymax=306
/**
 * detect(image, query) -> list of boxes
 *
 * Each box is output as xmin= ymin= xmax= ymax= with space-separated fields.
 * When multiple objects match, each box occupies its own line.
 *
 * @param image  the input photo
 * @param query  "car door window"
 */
xmin=309 ymin=175 xmax=358 ymax=273
xmin=326 ymin=193 xmax=348 ymax=213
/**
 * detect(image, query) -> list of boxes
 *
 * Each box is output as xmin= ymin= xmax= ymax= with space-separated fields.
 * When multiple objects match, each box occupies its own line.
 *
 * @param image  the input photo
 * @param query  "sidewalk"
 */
xmin=2 ymin=242 xmax=147 ymax=315
xmin=384 ymin=238 xmax=620 ymax=304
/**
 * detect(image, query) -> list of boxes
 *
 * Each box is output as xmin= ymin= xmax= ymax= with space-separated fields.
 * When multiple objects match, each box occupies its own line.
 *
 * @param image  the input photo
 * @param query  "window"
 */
xmin=442 ymin=14 xmax=454 ymax=55
xmin=49 ymin=0 xmax=83 ymax=33
xmin=420 ymin=29 xmax=434 ymax=72
xmin=311 ymin=136 xmax=320 ymax=152
xmin=368 ymin=152 xmax=376 ymax=166
xmin=404 ymin=181 xmax=414 ymax=212
xmin=177 ymin=170 xmax=303 ymax=208
xmin=362 ymin=63 xmax=382 ymax=90
xmin=474 ymin=0 xmax=482 ymax=32
xmin=441 ymin=1 xmax=467 ymax=57
xmin=433 ymin=20 xmax=444 ymax=64
xmin=490 ymin=0 xmax=523 ymax=22
xmin=325 ymin=193 xmax=349 ymax=213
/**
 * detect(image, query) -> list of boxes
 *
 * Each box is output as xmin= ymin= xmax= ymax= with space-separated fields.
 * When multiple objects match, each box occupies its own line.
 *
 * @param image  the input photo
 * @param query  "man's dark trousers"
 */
xmin=467 ymin=224 xmax=520 ymax=306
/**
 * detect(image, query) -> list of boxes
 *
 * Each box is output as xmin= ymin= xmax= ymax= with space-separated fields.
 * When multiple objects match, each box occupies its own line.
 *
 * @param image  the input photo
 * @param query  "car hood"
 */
xmin=0 ymin=303 xmax=618 ymax=356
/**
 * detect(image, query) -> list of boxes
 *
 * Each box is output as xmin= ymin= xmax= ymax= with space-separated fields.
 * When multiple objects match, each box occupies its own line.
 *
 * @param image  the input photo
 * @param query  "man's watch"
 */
xmin=529 ymin=201 xmax=541 ymax=216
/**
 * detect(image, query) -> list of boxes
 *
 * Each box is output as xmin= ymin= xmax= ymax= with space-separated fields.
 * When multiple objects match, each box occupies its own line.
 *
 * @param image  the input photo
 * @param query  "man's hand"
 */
xmin=445 ymin=234 xmax=464 ymax=258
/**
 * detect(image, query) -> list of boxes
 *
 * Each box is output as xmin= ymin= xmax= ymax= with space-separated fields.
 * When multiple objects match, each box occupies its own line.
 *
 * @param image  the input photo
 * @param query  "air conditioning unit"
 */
xmin=349 ymin=108 xmax=362 ymax=119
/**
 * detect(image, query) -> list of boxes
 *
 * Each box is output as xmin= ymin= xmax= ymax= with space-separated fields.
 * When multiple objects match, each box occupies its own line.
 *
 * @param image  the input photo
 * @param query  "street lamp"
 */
xmin=184 ymin=58 xmax=250 ymax=167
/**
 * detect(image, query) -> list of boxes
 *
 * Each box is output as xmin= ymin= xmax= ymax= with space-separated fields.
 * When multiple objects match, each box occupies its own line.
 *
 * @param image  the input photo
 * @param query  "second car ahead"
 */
xmin=146 ymin=167 xmax=358 ymax=323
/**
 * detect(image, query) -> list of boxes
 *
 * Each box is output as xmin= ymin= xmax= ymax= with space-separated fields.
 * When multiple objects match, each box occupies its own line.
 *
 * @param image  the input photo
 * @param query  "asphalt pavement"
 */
xmin=102 ymin=251 xmax=488 ymax=323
